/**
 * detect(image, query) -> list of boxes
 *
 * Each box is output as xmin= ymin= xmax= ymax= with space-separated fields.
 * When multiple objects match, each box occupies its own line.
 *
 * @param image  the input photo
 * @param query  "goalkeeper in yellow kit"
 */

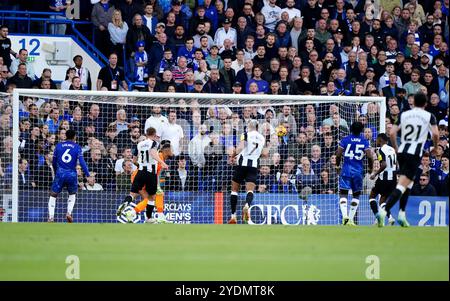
xmin=131 ymin=140 xmax=173 ymax=223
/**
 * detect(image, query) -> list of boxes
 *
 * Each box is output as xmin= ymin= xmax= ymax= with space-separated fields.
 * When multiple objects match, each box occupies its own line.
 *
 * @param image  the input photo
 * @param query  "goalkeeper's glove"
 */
xmin=156 ymin=186 xmax=164 ymax=194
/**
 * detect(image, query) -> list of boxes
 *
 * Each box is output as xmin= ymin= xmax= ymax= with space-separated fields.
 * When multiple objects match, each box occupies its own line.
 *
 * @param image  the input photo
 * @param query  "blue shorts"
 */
xmin=339 ymin=175 xmax=363 ymax=193
xmin=51 ymin=171 xmax=78 ymax=195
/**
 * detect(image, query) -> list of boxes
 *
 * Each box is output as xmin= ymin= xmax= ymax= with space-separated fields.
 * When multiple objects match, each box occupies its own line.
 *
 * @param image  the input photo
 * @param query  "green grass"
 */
xmin=0 ymin=224 xmax=448 ymax=281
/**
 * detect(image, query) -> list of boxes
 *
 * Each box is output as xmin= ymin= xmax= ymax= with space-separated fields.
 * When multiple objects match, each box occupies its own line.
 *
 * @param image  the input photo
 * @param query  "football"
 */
xmin=276 ymin=125 xmax=288 ymax=137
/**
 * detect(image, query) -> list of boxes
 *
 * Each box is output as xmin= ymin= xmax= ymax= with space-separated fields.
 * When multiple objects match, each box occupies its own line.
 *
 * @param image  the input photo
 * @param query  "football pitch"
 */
xmin=0 ymin=224 xmax=448 ymax=281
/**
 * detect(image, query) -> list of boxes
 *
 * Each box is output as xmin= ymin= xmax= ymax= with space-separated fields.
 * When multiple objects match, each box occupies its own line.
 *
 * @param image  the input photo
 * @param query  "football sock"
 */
xmin=399 ymin=188 xmax=411 ymax=212
xmin=245 ymin=191 xmax=254 ymax=207
xmin=385 ymin=185 xmax=405 ymax=215
xmin=230 ymin=192 xmax=238 ymax=215
xmin=339 ymin=198 xmax=348 ymax=219
xmin=146 ymin=201 xmax=155 ymax=219
xmin=398 ymin=209 xmax=406 ymax=220
xmin=369 ymin=198 xmax=378 ymax=215
xmin=134 ymin=198 xmax=149 ymax=213
xmin=380 ymin=203 xmax=391 ymax=218
xmin=67 ymin=194 xmax=76 ymax=215
xmin=348 ymin=199 xmax=359 ymax=221
xmin=155 ymin=193 xmax=164 ymax=213
xmin=48 ymin=196 xmax=56 ymax=219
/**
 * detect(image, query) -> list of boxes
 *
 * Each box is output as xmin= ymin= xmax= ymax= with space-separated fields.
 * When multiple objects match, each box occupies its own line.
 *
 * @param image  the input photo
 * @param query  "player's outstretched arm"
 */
xmin=52 ymin=146 xmax=58 ymax=172
xmin=78 ymin=153 xmax=91 ymax=178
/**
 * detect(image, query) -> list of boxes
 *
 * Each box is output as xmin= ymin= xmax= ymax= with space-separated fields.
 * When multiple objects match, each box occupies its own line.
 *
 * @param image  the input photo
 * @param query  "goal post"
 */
xmin=10 ymin=89 xmax=386 ymax=224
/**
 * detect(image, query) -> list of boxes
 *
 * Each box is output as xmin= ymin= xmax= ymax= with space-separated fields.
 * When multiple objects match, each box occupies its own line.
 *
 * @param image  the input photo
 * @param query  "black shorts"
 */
xmin=373 ymin=178 xmax=397 ymax=197
xmin=232 ymin=165 xmax=258 ymax=184
xmin=398 ymin=153 xmax=421 ymax=181
xmin=130 ymin=170 xmax=158 ymax=196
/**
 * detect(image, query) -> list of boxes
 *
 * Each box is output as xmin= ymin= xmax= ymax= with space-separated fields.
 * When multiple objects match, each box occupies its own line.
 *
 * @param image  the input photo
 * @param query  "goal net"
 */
xmin=10 ymin=89 xmax=385 ymax=225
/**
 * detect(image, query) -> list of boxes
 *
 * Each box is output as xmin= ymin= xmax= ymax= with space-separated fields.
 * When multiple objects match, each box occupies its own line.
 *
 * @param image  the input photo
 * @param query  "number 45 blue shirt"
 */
xmin=339 ymin=134 xmax=370 ymax=177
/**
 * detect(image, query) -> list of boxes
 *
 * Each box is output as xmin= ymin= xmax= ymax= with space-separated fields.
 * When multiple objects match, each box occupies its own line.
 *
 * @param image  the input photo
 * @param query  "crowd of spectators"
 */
xmin=0 ymin=0 xmax=448 ymax=197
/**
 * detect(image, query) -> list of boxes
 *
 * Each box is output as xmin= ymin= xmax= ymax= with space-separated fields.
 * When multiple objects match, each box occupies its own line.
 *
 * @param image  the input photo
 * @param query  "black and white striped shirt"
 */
xmin=377 ymin=144 xmax=397 ymax=181
xmin=136 ymin=138 xmax=158 ymax=173
xmin=237 ymin=131 xmax=265 ymax=168
xmin=397 ymin=108 xmax=437 ymax=157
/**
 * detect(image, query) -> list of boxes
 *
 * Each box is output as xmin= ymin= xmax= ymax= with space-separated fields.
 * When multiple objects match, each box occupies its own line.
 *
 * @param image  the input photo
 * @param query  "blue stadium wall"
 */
xmin=18 ymin=191 xmax=449 ymax=226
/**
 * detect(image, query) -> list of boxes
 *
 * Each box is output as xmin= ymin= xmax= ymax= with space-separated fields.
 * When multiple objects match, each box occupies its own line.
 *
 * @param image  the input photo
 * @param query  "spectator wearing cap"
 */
xmin=214 ymin=18 xmax=237 ymax=50
xmin=417 ymin=53 xmax=433 ymax=76
xmin=192 ymin=79 xmax=205 ymax=92
xmin=231 ymin=81 xmax=242 ymax=94
xmin=165 ymin=0 xmax=189 ymax=30
xmin=134 ymin=40 xmax=148 ymax=83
